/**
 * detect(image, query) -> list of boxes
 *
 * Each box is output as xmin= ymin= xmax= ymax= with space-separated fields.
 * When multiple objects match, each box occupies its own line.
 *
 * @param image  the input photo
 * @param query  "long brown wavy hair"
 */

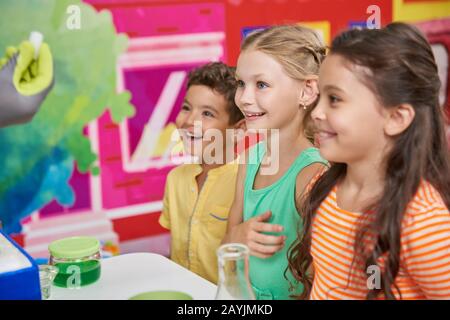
xmin=287 ymin=22 xmax=450 ymax=300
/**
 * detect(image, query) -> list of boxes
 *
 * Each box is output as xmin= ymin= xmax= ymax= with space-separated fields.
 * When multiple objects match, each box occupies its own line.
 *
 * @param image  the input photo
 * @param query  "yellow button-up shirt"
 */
xmin=159 ymin=161 xmax=238 ymax=284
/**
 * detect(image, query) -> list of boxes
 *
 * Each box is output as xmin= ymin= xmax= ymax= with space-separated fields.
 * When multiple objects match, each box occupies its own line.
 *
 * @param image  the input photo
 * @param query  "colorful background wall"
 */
xmin=1 ymin=0 xmax=449 ymax=259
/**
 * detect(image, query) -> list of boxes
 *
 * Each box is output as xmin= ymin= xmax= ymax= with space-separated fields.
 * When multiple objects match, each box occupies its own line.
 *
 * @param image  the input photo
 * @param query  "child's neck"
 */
xmin=199 ymin=162 xmax=221 ymax=175
xmin=253 ymin=125 xmax=313 ymax=190
xmin=196 ymin=146 xmax=237 ymax=191
xmin=265 ymin=125 xmax=313 ymax=156
xmin=339 ymin=157 xmax=386 ymax=211
xmin=344 ymin=154 xmax=385 ymax=191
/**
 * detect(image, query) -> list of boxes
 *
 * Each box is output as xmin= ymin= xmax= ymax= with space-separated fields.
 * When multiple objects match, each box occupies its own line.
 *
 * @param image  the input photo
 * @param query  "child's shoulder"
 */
xmin=403 ymin=180 xmax=449 ymax=227
xmin=304 ymin=165 xmax=329 ymax=195
xmin=300 ymin=147 xmax=328 ymax=166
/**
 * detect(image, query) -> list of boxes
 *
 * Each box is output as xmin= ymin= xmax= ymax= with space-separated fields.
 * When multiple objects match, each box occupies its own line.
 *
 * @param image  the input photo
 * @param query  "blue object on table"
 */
xmin=0 ymin=230 xmax=41 ymax=300
xmin=35 ymin=257 xmax=49 ymax=265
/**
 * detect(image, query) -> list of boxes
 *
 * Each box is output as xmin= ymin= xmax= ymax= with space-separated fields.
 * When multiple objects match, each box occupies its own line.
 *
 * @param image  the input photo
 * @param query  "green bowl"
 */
xmin=129 ymin=291 xmax=193 ymax=300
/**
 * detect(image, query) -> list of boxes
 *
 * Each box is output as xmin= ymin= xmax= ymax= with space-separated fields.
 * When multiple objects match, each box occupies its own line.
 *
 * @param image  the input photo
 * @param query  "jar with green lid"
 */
xmin=49 ymin=236 xmax=101 ymax=288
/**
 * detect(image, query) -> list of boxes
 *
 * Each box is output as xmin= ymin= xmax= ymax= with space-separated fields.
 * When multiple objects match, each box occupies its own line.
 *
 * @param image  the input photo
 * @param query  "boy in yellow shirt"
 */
xmin=159 ymin=62 xmax=245 ymax=284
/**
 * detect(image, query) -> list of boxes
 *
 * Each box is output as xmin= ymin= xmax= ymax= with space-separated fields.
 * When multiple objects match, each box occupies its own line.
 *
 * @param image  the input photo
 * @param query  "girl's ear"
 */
xmin=384 ymin=103 xmax=415 ymax=136
xmin=300 ymin=78 xmax=319 ymax=107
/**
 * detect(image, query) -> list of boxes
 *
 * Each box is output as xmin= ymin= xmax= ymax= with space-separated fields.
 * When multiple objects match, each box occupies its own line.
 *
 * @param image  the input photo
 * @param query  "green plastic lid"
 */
xmin=49 ymin=236 xmax=100 ymax=259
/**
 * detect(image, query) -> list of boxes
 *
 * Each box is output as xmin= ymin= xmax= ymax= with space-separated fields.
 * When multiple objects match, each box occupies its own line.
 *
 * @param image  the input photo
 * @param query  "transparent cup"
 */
xmin=38 ymin=264 xmax=59 ymax=300
xmin=215 ymin=243 xmax=256 ymax=300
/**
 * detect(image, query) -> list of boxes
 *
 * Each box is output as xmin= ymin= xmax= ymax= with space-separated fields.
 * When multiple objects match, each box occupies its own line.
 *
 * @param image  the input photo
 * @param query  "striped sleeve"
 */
xmin=401 ymin=201 xmax=450 ymax=299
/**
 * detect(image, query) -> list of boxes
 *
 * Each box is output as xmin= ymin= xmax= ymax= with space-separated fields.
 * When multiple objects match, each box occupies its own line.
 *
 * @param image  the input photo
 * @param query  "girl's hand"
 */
xmin=227 ymin=211 xmax=286 ymax=259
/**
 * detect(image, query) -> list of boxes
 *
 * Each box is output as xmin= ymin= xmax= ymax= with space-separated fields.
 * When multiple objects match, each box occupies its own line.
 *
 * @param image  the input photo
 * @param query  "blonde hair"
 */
xmin=241 ymin=25 xmax=326 ymax=141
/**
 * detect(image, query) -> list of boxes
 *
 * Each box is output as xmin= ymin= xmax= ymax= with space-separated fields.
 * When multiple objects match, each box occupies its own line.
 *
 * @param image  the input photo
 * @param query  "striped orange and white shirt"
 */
xmin=310 ymin=180 xmax=450 ymax=300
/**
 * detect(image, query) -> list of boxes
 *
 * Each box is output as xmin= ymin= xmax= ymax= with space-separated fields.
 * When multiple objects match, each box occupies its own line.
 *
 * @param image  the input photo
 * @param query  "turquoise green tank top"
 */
xmin=243 ymin=141 xmax=327 ymax=300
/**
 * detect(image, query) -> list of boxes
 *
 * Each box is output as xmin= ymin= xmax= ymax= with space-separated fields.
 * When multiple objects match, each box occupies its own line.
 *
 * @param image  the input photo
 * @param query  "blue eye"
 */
xmin=329 ymin=95 xmax=340 ymax=104
xmin=256 ymin=81 xmax=268 ymax=89
xmin=236 ymin=80 xmax=245 ymax=88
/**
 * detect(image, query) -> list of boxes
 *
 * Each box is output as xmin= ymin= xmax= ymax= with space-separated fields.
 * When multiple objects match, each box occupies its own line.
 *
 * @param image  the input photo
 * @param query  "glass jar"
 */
xmin=48 ymin=236 xmax=101 ymax=288
xmin=215 ymin=243 xmax=256 ymax=300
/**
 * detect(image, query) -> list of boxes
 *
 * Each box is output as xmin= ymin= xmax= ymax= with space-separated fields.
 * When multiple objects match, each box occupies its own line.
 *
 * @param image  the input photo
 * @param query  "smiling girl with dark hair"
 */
xmin=288 ymin=22 xmax=450 ymax=300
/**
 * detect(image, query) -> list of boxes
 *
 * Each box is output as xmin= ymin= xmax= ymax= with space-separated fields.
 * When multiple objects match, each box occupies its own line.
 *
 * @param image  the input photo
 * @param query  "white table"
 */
xmin=50 ymin=252 xmax=217 ymax=300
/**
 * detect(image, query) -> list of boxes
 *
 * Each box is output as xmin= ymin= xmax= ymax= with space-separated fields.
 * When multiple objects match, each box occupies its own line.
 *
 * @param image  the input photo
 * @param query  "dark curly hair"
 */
xmin=187 ymin=62 xmax=244 ymax=125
